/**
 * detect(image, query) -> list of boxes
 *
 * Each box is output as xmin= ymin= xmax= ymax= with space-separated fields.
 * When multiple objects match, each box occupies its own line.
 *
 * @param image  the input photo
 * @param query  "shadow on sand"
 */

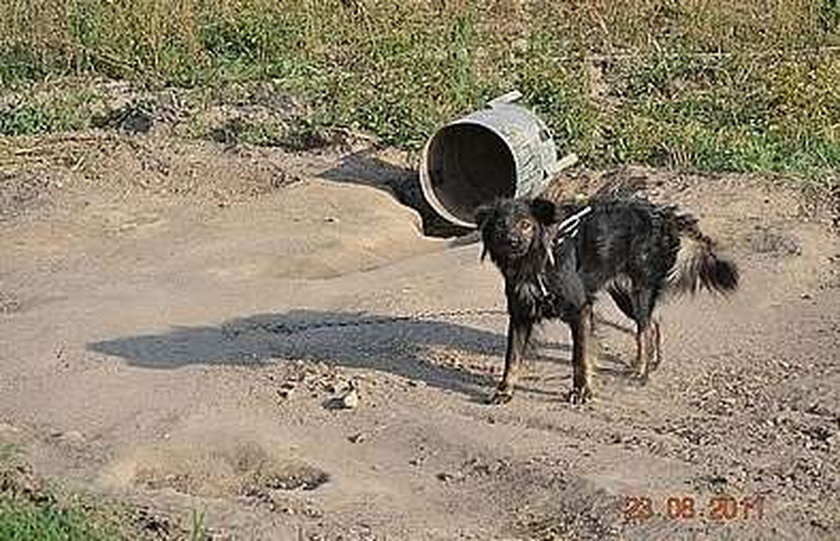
xmin=89 ymin=309 xmax=637 ymax=402
xmin=90 ymin=309 xmax=510 ymax=400
xmin=90 ymin=309 xmax=589 ymax=400
xmin=318 ymin=148 xmax=471 ymax=238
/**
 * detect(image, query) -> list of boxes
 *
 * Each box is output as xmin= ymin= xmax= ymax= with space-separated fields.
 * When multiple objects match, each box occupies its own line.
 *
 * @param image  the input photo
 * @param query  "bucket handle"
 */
xmin=486 ymin=90 xmax=523 ymax=108
xmin=545 ymin=152 xmax=580 ymax=175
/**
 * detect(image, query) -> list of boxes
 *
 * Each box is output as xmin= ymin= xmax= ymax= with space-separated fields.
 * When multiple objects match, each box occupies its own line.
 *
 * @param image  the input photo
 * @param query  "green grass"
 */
xmin=0 ymin=442 xmax=113 ymax=540
xmin=0 ymin=442 xmax=209 ymax=540
xmin=1 ymin=0 xmax=839 ymax=179
xmin=0 ymin=497 xmax=116 ymax=541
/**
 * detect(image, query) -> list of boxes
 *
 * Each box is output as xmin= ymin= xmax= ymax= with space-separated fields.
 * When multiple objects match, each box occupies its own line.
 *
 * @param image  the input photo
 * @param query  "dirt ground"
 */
xmin=0 ymin=132 xmax=838 ymax=540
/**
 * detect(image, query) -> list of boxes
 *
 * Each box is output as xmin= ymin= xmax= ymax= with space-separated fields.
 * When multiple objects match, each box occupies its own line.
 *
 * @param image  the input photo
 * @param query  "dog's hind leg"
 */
xmin=567 ymin=303 xmax=594 ymax=404
xmin=489 ymin=318 xmax=533 ymax=404
xmin=628 ymin=286 xmax=655 ymax=381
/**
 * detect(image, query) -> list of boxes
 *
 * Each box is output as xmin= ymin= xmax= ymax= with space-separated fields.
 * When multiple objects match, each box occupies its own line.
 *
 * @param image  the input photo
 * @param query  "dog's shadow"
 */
xmin=89 ymin=310 xmax=508 ymax=401
xmin=89 ymin=309 xmax=639 ymax=403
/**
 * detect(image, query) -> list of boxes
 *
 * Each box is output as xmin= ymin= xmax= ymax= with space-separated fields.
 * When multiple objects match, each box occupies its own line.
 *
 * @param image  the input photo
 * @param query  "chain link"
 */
xmin=240 ymin=307 xmax=508 ymax=336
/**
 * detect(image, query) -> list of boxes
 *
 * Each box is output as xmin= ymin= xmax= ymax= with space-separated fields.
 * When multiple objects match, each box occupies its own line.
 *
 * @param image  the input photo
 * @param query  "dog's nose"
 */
xmin=509 ymin=237 xmax=526 ymax=251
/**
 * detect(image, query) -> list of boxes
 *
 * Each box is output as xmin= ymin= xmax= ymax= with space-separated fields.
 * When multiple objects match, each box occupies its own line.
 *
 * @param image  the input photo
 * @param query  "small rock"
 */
xmin=809 ymin=518 xmax=829 ymax=531
xmin=407 ymin=380 xmax=426 ymax=388
xmin=348 ymin=432 xmax=366 ymax=444
xmin=801 ymin=293 xmax=812 ymax=300
xmin=303 ymin=507 xmax=323 ymax=519
xmin=707 ymin=474 xmax=728 ymax=486
xmin=50 ymin=430 xmax=85 ymax=445
xmin=0 ymin=422 xmax=20 ymax=434
xmin=59 ymin=430 xmax=85 ymax=444
xmin=436 ymin=472 xmax=456 ymax=482
xmin=340 ymin=387 xmax=359 ymax=409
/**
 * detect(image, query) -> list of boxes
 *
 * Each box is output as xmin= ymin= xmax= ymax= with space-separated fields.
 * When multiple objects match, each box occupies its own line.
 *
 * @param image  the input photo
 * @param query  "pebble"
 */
xmin=340 ymin=387 xmax=359 ymax=409
xmin=0 ymin=422 xmax=20 ymax=433
xmin=52 ymin=430 xmax=85 ymax=445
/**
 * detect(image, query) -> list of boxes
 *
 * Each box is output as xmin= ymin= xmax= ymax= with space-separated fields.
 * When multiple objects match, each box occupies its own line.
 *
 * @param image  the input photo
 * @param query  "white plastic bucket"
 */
xmin=419 ymin=91 xmax=569 ymax=228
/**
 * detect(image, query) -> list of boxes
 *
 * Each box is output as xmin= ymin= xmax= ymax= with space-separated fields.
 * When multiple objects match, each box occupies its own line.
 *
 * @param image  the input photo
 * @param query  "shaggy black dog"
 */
xmin=475 ymin=196 xmax=738 ymax=404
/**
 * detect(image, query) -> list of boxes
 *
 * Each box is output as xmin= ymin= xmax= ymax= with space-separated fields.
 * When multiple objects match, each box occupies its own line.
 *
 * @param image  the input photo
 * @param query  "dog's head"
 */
xmin=474 ymin=198 xmax=556 ymax=264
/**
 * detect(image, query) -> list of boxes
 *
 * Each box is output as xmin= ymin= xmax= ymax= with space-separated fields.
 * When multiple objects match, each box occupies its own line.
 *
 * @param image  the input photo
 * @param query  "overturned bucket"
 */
xmin=419 ymin=91 xmax=576 ymax=228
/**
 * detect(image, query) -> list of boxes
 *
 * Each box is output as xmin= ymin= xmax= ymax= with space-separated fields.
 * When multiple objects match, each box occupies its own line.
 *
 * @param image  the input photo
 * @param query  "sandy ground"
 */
xmin=0 ymin=133 xmax=838 ymax=540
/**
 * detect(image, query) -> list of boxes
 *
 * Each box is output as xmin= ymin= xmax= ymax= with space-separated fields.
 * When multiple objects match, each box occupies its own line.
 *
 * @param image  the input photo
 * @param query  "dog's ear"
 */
xmin=473 ymin=204 xmax=493 ymax=231
xmin=530 ymin=198 xmax=557 ymax=225
xmin=473 ymin=205 xmax=493 ymax=262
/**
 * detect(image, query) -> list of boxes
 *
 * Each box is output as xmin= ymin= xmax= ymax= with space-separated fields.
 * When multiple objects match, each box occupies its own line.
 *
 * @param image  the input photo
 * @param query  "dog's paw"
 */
xmin=566 ymin=385 xmax=593 ymax=405
xmin=648 ymin=356 xmax=662 ymax=372
xmin=487 ymin=390 xmax=514 ymax=405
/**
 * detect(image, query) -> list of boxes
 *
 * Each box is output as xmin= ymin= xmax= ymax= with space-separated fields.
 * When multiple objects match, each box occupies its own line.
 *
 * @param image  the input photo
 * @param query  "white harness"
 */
xmin=538 ymin=205 xmax=593 ymax=296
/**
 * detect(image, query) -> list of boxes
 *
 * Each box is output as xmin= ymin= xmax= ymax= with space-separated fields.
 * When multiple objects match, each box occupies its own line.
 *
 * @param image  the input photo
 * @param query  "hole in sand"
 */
xmin=130 ymin=441 xmax=330 ymax=498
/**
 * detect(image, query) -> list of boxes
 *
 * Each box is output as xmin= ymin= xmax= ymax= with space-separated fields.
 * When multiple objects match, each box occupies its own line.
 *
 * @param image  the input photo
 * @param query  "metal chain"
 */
xmin=231 ymin=307 xmax=508 ymax=336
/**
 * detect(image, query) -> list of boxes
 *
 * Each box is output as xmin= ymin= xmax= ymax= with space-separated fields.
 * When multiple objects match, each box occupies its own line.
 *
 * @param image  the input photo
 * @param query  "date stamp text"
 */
xmin=624 ymin=494 xmax=765 ymax=522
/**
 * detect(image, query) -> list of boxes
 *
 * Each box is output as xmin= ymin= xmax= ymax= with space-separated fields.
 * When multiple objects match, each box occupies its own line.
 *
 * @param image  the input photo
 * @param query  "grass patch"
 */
xmin=0 ymin=441 xmax=209 ymax=540
xmin=0 ymin=497 xmax=116 ymax=541
xmin=0 ymin=0 xmax=839 ymax=178
xmin=0 ymin=85 xmax=107 ymax=136
xmin=0 ymin=441 xmax=115 ymax=540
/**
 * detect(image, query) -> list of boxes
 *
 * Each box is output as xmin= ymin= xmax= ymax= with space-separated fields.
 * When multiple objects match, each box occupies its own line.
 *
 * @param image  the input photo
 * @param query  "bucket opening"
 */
xmin=423 ymin=123 xmax=516 ymax=226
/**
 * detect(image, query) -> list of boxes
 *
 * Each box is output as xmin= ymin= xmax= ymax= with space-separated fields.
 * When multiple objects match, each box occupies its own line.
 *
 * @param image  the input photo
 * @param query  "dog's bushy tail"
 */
xmin=667 ymin=214 xmax=739 ymax=295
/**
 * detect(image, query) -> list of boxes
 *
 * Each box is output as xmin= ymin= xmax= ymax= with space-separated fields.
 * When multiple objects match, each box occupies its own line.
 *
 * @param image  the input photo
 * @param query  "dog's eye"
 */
xmin=518 ymin=219 xmax=534 ymax=234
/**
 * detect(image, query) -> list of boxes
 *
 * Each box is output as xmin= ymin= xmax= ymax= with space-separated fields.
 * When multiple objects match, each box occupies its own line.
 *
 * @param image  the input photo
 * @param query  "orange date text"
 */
xmin=623 ymin=495 xmax=764 ymax=522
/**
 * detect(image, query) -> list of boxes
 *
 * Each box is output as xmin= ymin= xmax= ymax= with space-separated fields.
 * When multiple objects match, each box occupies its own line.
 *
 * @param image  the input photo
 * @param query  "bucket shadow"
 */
xmin=319 ymin=148 xmax=470 ymax=238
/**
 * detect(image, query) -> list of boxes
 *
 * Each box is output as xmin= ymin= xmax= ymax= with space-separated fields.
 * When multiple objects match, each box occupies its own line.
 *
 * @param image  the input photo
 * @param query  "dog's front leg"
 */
xmin=633 ymin=322 xmax=649 ymax=380
xmin=488 ymin=317 xmax=533 ymax=404
xmin=568 ymin=303 xmax=594 ymax=404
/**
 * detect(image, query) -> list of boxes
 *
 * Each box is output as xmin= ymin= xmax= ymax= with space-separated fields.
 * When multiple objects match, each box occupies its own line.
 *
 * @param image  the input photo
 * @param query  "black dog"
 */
xmin=475 ymin=196 xmax=738 ymax=404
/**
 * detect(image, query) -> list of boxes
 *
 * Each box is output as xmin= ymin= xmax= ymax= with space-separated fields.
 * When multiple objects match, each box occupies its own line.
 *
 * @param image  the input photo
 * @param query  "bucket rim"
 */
xmin=419 ymin=119 xmax=522 ymax=229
